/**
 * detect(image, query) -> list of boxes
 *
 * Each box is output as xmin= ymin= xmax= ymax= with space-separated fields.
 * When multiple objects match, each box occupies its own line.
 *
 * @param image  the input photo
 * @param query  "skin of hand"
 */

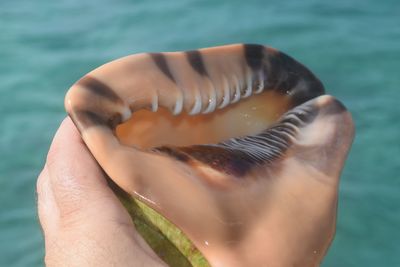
xmin=37 ymin=118 xmax=167 ymax=267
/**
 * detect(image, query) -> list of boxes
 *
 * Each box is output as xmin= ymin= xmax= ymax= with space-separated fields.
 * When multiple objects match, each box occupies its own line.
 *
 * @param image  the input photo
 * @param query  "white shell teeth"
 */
xmin=243 ymin=86 xmax=252 ymax=98
xmin=172 ymin=90 xmax=184 ymax=115
xmin=151 ymin=94 xmax=159 ymax=112
xmin=202 ymin=95 xmax=216 ymax=114
xmin=231 ymin=84 xmax=241 ymax=103
xmin=121 ymin=106 xmax=132 ymax=122
xmin=254 ymin=71 xmax=265 ymax=94
xmin=202 ymin=93 xmax=217 ymax=114
xmin=242 ymin=73 xmax=253 ymax=98
xmin=185 ymin=71 xmax=266 ymax=115
xmin=218 ymin=76 xmax=230 ymax=109
xmin=202 ymin=81 xmax=217 ymax=114
xmin=230 ymin=76 xmax=241 ymax=104
xmin=189 ymin=88 xmax=202 ymax=115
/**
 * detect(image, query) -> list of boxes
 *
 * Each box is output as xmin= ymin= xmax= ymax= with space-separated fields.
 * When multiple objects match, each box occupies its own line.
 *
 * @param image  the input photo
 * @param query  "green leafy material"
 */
xmin=108 ymin=178 xmax=211 ymax=267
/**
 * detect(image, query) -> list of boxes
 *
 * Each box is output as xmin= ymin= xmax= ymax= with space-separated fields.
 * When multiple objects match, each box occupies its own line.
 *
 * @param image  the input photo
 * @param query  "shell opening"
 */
xmin=115 ymin=91 xmax=291 ymax=150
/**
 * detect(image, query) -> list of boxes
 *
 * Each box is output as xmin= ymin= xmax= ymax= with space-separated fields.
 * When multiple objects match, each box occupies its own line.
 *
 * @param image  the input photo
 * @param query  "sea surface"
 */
xmin=1 ymin=0 xmax=399 ymax=266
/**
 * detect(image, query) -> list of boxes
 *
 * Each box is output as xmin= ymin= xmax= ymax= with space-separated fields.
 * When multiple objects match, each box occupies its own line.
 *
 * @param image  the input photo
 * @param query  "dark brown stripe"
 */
xmin=185 ymin=50 xmax=208 ymax=76
xmin=268 ymin=51 xmax=325 ymax=105
xmin=77 ymin=76 xmax=122 ymax=104
xmin=180 ymin=145 xmax=253 ymax=177
xmin=243 ymin=44 xmax=325 ymax=105
xmin=72 ymin=109 xmax=122 ymax=129
xmin=154 ymin=146 xmax=190 ymax=162
xmin=72 ymin=110 xmax=107 ymax=129
xmin=150 ymin=53 xmax=175 ymax=82
xmin=243 ymin=44 xmax=264 ymax=71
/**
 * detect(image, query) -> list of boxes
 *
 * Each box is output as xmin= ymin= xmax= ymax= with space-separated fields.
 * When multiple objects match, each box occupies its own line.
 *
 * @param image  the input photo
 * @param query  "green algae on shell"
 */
xmin=109 ymin=178 xmax=210 ymax=267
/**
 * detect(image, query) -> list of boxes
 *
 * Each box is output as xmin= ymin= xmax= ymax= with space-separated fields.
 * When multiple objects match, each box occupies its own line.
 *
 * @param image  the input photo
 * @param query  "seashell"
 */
xmin=65 ymin=44 xmax=354 ymax=267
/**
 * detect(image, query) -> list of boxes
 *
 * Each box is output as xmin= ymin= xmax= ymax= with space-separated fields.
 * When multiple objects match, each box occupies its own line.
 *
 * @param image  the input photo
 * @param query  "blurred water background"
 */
xmin=1 ymin=0 xmax=399 ymax=266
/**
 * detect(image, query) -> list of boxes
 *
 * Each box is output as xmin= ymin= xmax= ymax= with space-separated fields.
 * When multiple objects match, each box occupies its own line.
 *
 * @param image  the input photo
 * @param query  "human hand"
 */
xmin=37 ymin=118 xmax=166 ymax=267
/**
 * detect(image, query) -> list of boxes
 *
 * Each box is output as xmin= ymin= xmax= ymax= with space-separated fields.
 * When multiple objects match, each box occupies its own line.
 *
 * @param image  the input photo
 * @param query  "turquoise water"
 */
xmin=1 ymin=0 xmax=399 ymax=266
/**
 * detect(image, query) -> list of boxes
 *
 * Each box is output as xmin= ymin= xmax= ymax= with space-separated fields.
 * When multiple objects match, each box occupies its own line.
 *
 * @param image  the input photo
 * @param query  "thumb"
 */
xmin=37 ymin=117 xmax=165 ymax=266
xmin=44 ymin=117 xmax=127 ymax=227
